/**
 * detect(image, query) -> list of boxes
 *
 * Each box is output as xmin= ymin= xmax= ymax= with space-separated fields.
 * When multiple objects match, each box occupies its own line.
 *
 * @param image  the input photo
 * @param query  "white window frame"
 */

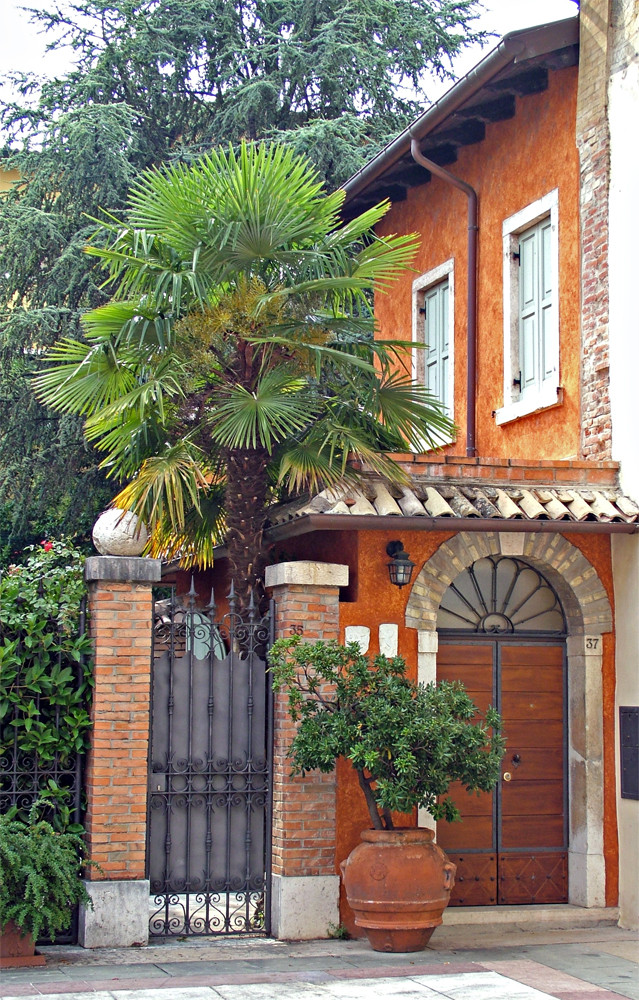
xmin=495 ymin=189 xmax=561 ymax=426
xmin=412 ymin=258 xmax=455 ymax=446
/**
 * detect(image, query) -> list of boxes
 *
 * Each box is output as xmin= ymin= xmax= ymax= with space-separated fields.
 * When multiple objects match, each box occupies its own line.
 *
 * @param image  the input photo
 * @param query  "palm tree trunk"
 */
xmin=224 ymin=446 xmax=272 ymax=610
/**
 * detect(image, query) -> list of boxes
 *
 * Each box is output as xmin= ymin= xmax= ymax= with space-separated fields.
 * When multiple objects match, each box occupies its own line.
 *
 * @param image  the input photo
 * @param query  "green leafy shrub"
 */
xmin=0 ymin=539 xmax=93 ymax=827
xmin=269 ymin=637 xmax=505 ymax=831
xmin=0 ymin=806 xmax=93 ymax=941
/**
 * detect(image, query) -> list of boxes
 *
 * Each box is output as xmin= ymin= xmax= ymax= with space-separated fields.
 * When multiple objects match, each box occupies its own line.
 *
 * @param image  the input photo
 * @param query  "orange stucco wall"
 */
xmin=295 ymin=526 xmax=618 ymax=927
xmin=375 ymin=65 xmax=581 ymax=461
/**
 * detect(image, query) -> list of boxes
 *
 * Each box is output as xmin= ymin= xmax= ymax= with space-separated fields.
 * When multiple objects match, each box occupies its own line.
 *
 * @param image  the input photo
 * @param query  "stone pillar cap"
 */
xmin=85 ymin=555 xmax=162 ymax=583
xmin=265 ymin=561 xmax=348 ymax=589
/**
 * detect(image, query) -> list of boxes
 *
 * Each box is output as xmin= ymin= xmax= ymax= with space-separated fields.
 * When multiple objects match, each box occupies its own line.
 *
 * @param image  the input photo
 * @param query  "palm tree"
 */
xmin=33 ymin=142 xmax=453 ymax=605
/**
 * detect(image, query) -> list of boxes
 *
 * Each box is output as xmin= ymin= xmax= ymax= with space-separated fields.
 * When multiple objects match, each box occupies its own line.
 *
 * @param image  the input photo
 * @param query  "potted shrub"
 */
xmin=269 ymin=637 xmax=505 ymax=952
xmin=0 ymin=806 xmax=93 ymax=967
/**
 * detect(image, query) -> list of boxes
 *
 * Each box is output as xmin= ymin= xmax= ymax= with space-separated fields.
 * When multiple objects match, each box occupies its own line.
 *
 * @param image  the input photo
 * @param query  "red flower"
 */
xmin=41 ymin=540 xmax=54 ymax=551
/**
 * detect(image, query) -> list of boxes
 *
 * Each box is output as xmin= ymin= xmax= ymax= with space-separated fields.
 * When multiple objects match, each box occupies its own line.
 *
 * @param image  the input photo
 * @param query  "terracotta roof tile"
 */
xmin=267 ymin=473 xmax=639 ymax=529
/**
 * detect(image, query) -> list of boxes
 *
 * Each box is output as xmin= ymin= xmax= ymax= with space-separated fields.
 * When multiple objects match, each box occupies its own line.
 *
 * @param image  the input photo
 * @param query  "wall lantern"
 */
xmin=386 ymin=540 xmax=415 ymax=589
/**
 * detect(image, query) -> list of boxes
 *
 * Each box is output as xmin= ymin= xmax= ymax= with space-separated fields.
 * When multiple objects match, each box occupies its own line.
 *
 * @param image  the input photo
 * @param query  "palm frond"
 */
xmin=80 ymin=300 xmax=174 ymax=350
xmin=374 ymin=373 xmax=457 ymax=450
xmin=207 ymin=368 xmax=320 ymax=452
xmin=275 ymin=440 xmax=361 ymax=496
xmin=83 ymin=353 xmax=183 ymax=432
xmin=145 ymin=482 xmax=227 ymax=569
xmin=113 ymin=441 xmax=210 ymax=532
xmin=32 ymin=337 xmax=138 ymax=415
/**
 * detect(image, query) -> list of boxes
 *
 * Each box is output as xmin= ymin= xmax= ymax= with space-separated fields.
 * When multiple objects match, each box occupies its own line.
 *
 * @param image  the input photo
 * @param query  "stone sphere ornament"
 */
xmin=92 ymin=509 xmax=149 ymax=556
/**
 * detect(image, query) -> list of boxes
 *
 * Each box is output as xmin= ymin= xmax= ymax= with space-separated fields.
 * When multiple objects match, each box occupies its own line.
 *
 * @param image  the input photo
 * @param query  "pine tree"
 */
xmin=0 ymin=0 xmax=486 ymax=560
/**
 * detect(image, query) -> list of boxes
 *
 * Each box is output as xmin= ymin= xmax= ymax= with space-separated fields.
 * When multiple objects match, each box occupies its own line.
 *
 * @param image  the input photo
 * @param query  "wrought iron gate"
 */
xmin=147 ymin=584 xmax=273 ymax=937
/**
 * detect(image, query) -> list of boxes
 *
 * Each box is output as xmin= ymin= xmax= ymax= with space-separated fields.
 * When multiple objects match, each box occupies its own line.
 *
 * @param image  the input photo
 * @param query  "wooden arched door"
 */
xmin=435 ymin=556 xmax=568 ymax=906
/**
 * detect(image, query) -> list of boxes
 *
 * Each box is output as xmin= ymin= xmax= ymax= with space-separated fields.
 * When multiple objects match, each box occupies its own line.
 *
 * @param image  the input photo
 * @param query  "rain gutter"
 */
xmin=265 ymin=514 xmax=638 ymax=543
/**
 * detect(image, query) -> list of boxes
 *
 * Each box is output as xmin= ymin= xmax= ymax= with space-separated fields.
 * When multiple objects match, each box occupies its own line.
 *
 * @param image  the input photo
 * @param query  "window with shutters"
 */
xmin=495 ymin=189 xmax=561 ymax=426
xmin=412 ymin=259 xmax=455 ymax=445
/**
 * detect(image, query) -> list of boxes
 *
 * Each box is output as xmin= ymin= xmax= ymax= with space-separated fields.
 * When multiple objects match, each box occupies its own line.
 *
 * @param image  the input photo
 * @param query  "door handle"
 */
xmin=503 ymin=772 xmax=512 ymax=782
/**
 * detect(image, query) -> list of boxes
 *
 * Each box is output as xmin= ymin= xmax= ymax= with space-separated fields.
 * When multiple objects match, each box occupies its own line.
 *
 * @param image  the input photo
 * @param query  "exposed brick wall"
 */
xmin=84 ymin=580 xmax=154 ymax=880
xmin=270 ymin=582 xmax=341 ymax=878
xmin=577 ymin=0 xmax=613 ymax=459
xmin=381 ymin=453 xmax=619 ymax=487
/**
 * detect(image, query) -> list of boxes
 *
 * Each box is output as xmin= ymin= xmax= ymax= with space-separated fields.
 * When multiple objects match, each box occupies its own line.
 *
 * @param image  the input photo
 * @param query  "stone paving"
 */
xmin=1 ymin=917 xmax=637 ymax=1000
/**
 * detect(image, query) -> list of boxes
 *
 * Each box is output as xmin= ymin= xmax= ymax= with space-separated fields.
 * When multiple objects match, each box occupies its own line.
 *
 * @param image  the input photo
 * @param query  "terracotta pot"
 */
xmin=0 ymin=921 xmax=46 ymax=968
xmin=340 ymin=827 xmax=456 ymax=953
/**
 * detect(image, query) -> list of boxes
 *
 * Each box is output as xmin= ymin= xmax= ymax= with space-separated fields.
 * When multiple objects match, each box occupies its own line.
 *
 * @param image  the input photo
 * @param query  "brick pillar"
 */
xmin=79 ymin=555 xmax=161 ymax=948
xmin=265 ymin=560 xmax=348 ymax=940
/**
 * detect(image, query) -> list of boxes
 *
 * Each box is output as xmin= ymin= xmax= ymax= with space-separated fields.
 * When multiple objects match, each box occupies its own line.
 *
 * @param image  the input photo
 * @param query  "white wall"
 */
xmin=609 ymin=0 xmax=639 ymax=500
xmin=608 ymin=1 xmax=639 ymax=930
xmin=611 ymin=535 xmax=639 ymax=929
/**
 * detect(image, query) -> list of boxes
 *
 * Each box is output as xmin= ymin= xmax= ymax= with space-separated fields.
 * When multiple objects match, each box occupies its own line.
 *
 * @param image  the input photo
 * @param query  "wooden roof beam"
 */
xmin=488 ymin=67 xmax=549 ymax=97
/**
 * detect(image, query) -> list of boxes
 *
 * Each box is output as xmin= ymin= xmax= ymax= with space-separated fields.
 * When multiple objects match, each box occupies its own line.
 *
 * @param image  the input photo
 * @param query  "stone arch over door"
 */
xmin=406 ymin=531 xmax=613 ymax=908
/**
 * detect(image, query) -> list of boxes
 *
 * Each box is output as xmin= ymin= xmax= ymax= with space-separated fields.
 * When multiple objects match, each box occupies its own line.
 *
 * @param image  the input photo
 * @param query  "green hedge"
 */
xmin=0 ymin=540 xmax=93 ymax=828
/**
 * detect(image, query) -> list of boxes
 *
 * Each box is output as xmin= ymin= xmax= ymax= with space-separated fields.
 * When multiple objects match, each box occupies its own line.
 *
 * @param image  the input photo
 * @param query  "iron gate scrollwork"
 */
xmin=147 ymin=583 xmax=273 ymax=937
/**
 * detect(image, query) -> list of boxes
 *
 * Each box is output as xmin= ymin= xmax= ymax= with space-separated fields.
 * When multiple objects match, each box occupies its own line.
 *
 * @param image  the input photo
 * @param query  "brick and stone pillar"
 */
xmin=577 ymin=0 xmax=613 ymax=459
xmin=265 ymin=561 xmax=348 ymax=940
xmin=78 ymin=555 xmax=161 ymax=948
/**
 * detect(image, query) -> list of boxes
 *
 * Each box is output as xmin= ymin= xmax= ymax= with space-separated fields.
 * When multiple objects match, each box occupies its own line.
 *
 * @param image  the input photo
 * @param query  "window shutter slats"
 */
xmin=518 ymin=216 xmax=554 ymax=399
xmin=422 ymin=279 xmax=449 ymax=412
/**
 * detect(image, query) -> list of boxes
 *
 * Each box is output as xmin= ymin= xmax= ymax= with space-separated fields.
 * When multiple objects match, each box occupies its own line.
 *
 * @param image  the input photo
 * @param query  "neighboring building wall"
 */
xmin=375 ymin=65 xmax=581 ymax=462
xmin=608 ymin=0 xmax=639 ymax=500
xmin=608 ymin=0 xmax=639 ymax=931
xmin=611 ymin=535 xmax=639 ymax=929
xmin=0 ymin=167 xmax=19 ymax=193
xmin=577 ymin=0 xmax=613 ymax=459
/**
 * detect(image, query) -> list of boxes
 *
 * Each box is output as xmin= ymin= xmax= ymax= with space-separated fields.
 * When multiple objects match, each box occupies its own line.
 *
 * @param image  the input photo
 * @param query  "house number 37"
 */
xmin=585 ymin=637 xmax=600 ymax=650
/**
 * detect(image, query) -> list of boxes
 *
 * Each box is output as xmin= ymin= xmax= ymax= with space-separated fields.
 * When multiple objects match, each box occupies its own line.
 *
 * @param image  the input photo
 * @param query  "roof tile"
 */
xmin=265 ymin=472 xmax=639 ymax=530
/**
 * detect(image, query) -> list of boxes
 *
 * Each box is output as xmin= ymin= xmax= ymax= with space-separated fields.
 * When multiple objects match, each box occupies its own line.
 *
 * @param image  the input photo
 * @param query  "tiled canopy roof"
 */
xmin=266 ymin=474 xmax=639 ymax=532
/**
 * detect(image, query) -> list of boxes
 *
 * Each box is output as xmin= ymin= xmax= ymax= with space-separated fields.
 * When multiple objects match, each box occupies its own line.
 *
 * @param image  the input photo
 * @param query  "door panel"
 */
xmin=441 ymin=811 xmax=494 ymax=851
xmin=505 ymin=719 xmax=563 ymax=745
xmin=501 ymin=815 xmax=565 ymax=848
xmin=501 ymin=780 xmax=564 ymax=816
xmin=451 ymin=854 xmax=497 ymax=906
xmin=499 ymin=643 xmax=565 ymax=872
xmin=498 ymin=852 xmax=567 ymax=903
xmin=437 ymin=640 xmax=567 ymax=905
xmin=501 ymin=689 xmax=563 ymax=717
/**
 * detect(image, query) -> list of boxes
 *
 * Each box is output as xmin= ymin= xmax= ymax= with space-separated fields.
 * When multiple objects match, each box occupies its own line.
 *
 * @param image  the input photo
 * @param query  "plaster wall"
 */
xmin=608 ymin=0 xmax=639 ymax=501
xmin=374 ymin=66 xmax=580 ymax=461
xmin=607 ymin=0 xmax=639 ymax=932
xmin=330 ymin=527 xmax=617 ymax=932
xmin=611 ymin=538 xmax=639 ymax=930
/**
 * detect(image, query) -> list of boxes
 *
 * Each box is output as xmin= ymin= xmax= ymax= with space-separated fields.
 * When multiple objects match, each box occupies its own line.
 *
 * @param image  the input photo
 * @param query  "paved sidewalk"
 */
xmin=1 ymin=912 xmax=637 ymax=1000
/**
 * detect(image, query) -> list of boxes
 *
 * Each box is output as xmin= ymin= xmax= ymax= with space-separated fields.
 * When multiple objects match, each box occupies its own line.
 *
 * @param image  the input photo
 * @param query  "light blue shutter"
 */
xmin=519 ymin=227 xmax=538 ymax=395
xmin=540 ymin=220 xmax=556 ymax=384
xmin=518 ymin=216 xmax=554 ymax=399
xmin=423 ymin=280 xmax=449 ymax=411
